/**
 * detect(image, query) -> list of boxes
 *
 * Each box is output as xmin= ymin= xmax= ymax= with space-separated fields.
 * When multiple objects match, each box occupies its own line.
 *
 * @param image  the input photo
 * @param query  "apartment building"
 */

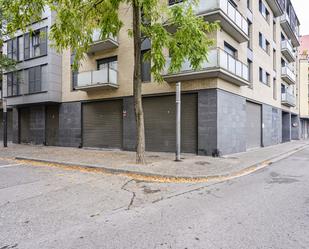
xmin=1 ymin=0 xmax=302 ymax=156
xmin=299 ymin=35 xmax=309 ymax=139
xmin=2 ymin=9 xmax=62 ymax=145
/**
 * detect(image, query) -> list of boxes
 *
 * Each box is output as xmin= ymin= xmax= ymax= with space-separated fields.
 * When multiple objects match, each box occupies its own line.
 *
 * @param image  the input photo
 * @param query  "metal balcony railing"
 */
xmin=77 ymin=67 xmax=118 ymax=90
xmin=92 ymin=29 xmax=118 ymax=44
xmin=163 ymin=48 xmax=249 ymax=85
xmin=281 ymin=92 xmax=296 ymax=107
xmin=169 ymin=0 xmax=248 ymax=37
xmin=281 ymin=40 xmax=295 ymax=61
xmin=281 ymin=66 xmax=296 ymax=84
xmin=280 ymin=12 xmax=300 ymax=47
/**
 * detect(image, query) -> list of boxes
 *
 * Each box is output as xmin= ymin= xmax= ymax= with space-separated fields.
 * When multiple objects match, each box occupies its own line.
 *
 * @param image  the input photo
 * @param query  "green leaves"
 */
xmin=2 ymin=0 xmax=219 ymax=82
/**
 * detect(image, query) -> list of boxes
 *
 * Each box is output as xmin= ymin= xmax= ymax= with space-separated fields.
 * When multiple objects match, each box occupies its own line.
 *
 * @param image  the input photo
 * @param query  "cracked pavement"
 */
xmin=0 ymin=147 xmax=309 ymax=248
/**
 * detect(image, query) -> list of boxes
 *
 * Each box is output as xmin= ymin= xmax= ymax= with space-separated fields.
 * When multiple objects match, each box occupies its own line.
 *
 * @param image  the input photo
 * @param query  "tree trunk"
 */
xmin=132 ymin=1 xmax=146 ymax=164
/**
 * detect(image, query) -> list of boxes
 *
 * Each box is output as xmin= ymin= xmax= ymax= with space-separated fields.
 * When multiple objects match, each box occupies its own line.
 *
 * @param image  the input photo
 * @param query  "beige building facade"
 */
xmin=1 ymin=0 xmax=304 ymax=155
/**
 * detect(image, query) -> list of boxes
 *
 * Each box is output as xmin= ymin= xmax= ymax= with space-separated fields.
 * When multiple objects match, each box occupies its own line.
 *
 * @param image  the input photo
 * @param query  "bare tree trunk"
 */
xmin=132 ymin=1 xmax=146 ymax=164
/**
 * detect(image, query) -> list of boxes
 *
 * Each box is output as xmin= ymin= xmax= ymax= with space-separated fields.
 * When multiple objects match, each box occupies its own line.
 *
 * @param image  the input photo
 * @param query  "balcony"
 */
xmin=162 ymin=48 xmax=249 ymax=86
xmin=280 ymin=13 xmax=300 ymax=47
xmin=265 ymin=0 xmax=284 ymax=17
xmin=76 ymin=68 xmax=118 ymax=91
xmin=169 ymin=0 xmax=249 ymax=43
xmin=281 ymin=92 xmax=296 ymax=107
xmin=281 ymin=66 xmax=296 ymax=85
xmin=281 ymin=40 xmax=296 ymax=62
xmin=87 ymin=30 xmax=119 ymax=54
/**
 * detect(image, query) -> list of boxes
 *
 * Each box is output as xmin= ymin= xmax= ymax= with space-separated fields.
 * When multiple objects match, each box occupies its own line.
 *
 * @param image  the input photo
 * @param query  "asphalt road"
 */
xmin=0 ymin=147 xmax=309 ymax=249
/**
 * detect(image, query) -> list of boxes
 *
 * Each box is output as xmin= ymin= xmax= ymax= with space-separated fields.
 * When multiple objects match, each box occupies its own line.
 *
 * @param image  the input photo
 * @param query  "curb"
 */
xmin=15 ymin=144 xmax=309 ymax=183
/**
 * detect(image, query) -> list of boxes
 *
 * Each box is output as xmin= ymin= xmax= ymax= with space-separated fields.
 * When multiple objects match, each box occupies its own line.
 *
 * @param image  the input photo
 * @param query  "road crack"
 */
xmin=121 ymin=179 xmax=136 ymax=210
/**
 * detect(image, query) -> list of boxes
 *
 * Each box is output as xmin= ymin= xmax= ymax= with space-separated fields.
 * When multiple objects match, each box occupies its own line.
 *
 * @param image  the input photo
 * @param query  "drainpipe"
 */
xmin=3 ymin=98 xmax=7 ymax=147
xmin=175 ymin=82 xmax=181 ymax=162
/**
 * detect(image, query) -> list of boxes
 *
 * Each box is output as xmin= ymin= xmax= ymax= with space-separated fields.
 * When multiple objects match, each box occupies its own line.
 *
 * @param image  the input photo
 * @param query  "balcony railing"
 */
xmin=87 ymin=29 xmax=119 ymax=54
xmin=281 ymin=40 xmax=296 ymax=62
xmin=169 ymin=0 xmax=248 ymax=42
xmin=281 ymin=66 xmax=296 ymax=84
xmin=281 ymin=92 xmax=296 ymax=107
xmin=163 ymin=48 xmax=249 ymax=86
xmin=280 ymin=12 xmax=300 ymax=47
xmin=76 ymin=67 xmax=118 ymax=90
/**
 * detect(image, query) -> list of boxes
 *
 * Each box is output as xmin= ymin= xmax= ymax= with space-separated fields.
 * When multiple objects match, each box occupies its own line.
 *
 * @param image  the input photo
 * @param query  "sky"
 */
xmin=292 ymin=0 xmax=309 ymax=36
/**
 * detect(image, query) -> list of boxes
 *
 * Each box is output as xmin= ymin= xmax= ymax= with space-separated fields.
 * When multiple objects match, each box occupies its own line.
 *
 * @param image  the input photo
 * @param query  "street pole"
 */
xmin=3 ymin=98 xmax=7 ymax=148
xmin=175 ymin=82 xmax=181 ymax=161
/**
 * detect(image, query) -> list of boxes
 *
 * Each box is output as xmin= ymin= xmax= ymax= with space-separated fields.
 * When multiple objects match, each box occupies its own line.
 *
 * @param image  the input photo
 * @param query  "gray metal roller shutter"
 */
xmin=83 ymin=100 xmax=123 ymax=149
xmin=144 ymin=94 xmax=197 ymax=153
xmin=246 ymin=101 xmax=262 ymax=149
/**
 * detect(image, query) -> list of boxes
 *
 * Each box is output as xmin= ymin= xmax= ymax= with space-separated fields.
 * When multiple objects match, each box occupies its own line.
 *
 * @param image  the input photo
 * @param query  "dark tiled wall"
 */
xmin=262 ymin=104 xmax=282 ymax=146
xmin=123 ymin=97 xmax=136 ymax=151
xmin=198 ymin=89 xmax=218 ymax=156
xmin=58 ymin=102 xmax=82 ymax=147
xmin=217 ymin=90 xmax=246 ymax=155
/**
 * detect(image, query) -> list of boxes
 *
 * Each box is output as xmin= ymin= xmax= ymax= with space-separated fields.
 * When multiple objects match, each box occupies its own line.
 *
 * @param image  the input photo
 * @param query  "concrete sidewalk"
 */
xmin=0 ymin=140 xmax=308 ymax=182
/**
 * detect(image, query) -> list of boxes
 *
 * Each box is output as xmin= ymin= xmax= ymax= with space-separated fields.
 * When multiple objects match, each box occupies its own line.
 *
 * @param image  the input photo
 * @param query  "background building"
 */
xmin=1 ymin=0 xmax=304 ymax=156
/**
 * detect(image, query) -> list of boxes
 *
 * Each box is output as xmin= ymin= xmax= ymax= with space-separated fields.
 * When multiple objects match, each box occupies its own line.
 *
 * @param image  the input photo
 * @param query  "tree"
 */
xmin=2 ymin=0 xmax=218 ymax=163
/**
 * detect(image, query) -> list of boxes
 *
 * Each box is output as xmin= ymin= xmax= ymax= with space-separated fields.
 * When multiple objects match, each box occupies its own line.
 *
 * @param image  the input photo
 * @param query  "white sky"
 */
xmin=292 ymin=0 xmax=309 ymax=36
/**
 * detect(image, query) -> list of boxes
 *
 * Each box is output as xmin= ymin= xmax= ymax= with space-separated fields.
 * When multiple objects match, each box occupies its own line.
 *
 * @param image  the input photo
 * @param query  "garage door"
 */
xmin=246 ymin=101 xmax=262 ymax=149
xmin=20 ymin=108 xmax=31 ymax=144
xmin=83 ymin=100 xmax=123 ymax=148
xmin=46 ymin=105 xmax=59 ymax=146
xmin=144 ymin=94 xmax=197 ymax=153
xmin=0 ymin=110 xmax=13 ymax=141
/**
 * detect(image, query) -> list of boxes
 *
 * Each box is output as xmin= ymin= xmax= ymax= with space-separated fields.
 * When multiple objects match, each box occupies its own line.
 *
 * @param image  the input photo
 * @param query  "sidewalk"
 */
xmin=0 ymin=140 xmax=308 ymax=182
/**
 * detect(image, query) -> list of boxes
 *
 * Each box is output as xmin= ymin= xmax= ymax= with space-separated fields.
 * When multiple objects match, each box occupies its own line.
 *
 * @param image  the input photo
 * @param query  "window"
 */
xmin=6 ymin=38 xmax=18 ymax=61
xmin=248 ymin=59 xmax=253 ymax=88
xmin=273 ymin=78 xmax=277 ymax=100
xmin=28 ymin=66 xmax=42 ymax=93
xmin=97 ymin=56 xmax=118 ymax=83
xmin=247 ymin=0 xmax=252 ymax=10
xmin=259 ymin=33 xmax=270 ymax=54
xmin=141 ymin=49 xmax=151 ymax=82
xmin=6 ymin=71 xmax=21 ymax=97
xmin=24 ymin=27 xmax=48 ymax=60
xmin=168 ymin=0 xmax=183 ymax=5
xmin=18 ymin=36 xmax=24 ymax=61
xmin=259 ymin=67 xmax=270 ymax=85
xmin=224 ymin=42 xmax=237 ymax=57
xmin=273 ymin=49 xmax=276 ymax=71
xmin=273 ymin=19 xmax=277 ymax=42
xmin=248 ymin=21 xmax=253 ymax=49
xmin=71 ymin=53 xmax=78 ymax=90
xmin=259 ymin=0 xmax=270 ymax=22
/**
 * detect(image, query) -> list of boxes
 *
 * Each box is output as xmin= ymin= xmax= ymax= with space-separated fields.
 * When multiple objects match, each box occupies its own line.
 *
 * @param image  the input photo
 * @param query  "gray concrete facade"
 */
xmin=262 ymin=104 xmax=282 ymax=147
xmin=3 ymin=9 xmax=62 ymax=106
xmin=58 ymin=102 xmax=82 ymax=147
